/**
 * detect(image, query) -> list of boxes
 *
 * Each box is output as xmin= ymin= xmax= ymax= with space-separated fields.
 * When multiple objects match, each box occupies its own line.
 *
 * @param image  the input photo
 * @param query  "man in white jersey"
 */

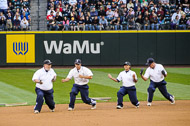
xmin=108 ymin=61 xmax=140 ymax=109
xmin=61 ymin=59 xmax=96 ymax=111
xmin=140 ymin=58 xmax=175 ymax=106
xmin=32 ymin=59 xmax=57 ymax=114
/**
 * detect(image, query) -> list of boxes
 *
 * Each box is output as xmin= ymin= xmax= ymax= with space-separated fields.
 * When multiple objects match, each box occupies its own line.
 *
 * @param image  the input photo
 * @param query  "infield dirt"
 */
xmin=0 ymin=100 xmax=190 ymax=126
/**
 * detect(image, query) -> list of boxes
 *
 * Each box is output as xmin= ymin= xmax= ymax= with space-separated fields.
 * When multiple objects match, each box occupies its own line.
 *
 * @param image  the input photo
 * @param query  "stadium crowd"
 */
xmin=0 ymin=0 xmax=31 ymax=31
xmin=47 ymin=0 xmax=190 ymax=31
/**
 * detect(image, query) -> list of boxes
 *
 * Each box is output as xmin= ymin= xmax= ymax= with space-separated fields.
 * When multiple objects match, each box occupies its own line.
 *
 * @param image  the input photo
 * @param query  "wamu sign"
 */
xmin=44 ymin=40 xmax=104 ymax=54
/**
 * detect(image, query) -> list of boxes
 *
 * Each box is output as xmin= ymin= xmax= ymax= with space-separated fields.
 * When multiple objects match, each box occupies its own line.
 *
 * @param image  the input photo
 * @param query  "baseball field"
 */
xmin=0 ymin=67 xmax=190 ymax=126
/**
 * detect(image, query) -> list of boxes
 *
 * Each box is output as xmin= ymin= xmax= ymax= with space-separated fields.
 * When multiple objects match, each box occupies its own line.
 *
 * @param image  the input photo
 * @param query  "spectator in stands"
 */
xmin=99 ymin=16 xmax=108 ymax=30
xmin=20 ymin=16 xmax=29 ymax=30
xmin=69 ymin=16 xmax=77 ymax=31
xmin=143 ymin=16 xmax=150 ymax=30
xmin=0 ymin=0 xmax=8 ymax=14
xmin=85 ymin=16 xmax=92 ymax=30
xmin=172 ymin=9 xmax=181 ymax=21
xmin=136 ymin=14 xmax=143 ymax=30
xmin=158 ymin=16 xmax=165 ymax=30
xmin=69 ymin=0 xmax=77 ymax=7
xmin=0 ymin=12 xmax=6 ymax=20
xmin=134 ymin=0 xmax=141 ymax=11
xmin=47 ymin=7 xmax=56 ymax=16
xmin=98 ymin=6 xmax=106 ymax=17
xmin=106 ymin=8 xmax=114 ymax=20
xmin=150 ymin=14 xmax=159 ymax=30
xmin=49 ymin=19 xmax=59 ymax=31
xmin=62 ymin=16 xmax=70 ymax=31
xmin=160 ymin=0 xmax=169 ymax=5
xmin=179 ymin=14 xmax=187 ymax=29
xmin=13 ymin=15 xmax=21 ymax=31
xmin=0 ymin=16 xmax=6 ymax=30
xmin=157 ymin=7 xmax=164 ymax=17
xmin=56 ymin=4 xmax=63 ymax=13
xmin=141 ymin=0 xmax=148 ymax=8
xmin=90 ymin=7 xmax=98 ymax=18
xmin=6 ymin=12 xmax=13 ymax=31
xmin=8 ymin=2 xmax=14 ymax=10
xmin=127 ymin=17 xmax=136 ymax=30
xmin=127 ymin=0 xmax=134 ymax=9
xmin=113 ymin=8 xmax=119 ymax=19
xmin=187 ymin=18 xmax=190 ymax=29
xmin=92 ymin=15 xmax=99 ymax=30
xmin=135 ymin=7 xmax=142 ymax=17
xmin=171 ymin=15 xmax=180 ymax=29
xmin=77 ymin=16 xmax=85 ymax=31
xmin=110 ymin=17 xmax=123 ymax=30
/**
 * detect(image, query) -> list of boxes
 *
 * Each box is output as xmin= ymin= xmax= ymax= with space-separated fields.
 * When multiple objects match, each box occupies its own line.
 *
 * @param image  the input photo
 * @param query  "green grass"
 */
xmin=0 ymin=67 xmax=190 ymax=105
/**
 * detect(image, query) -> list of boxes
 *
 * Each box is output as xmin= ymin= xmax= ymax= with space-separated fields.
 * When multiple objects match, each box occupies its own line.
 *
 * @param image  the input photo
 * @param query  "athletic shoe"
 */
xmin=50 ymin=109 xmax=55 ymax=112
xmin=170 ymin=95 xmax=175 ymax=104
xmin=116 ymin=105 xmax=123 ymax=109
xmin=68 ymin=107 xmax=74 ymax=111
xmin=91 ymin=100 xmax=97 ymax=110
xmin=136 ymin=102 xmax=140 ymax=108
xmin=147 ymin=102 xmax=151 ymax=106
xmin=34 ymin=110 xmax=39 ymax=114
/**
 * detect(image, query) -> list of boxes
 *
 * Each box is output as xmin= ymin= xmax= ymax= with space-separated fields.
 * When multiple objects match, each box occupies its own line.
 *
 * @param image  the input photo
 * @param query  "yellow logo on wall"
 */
xmin=6 ymin=34 xmax=35 ymax=63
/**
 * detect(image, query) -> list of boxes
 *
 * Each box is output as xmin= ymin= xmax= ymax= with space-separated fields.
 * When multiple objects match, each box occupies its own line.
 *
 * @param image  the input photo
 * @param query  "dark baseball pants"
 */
xmin=147 ymin=80 xmax=173 ymax=103
xmin=34 ymin=87 xmax=55 ymax=112
xmin=69 ymin=84 xmax=92 ymax=108
xmin=117 ymin=86 xmax=139 ymax=107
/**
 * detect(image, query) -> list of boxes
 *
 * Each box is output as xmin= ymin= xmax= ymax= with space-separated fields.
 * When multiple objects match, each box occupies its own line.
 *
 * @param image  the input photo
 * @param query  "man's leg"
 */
xmin=147 ymin=81 xmax=156 ymax=103
xmin=69 ymin=84 xmax=79 ymax=109
xmin=44 ymin=89 xmax=55 ymax=111
xmin=117 ymin=87 xmax=127 ymax=108
xmin=34 ymin=88 xmax=44 ymax=112
xmin=158 ymin=84 xmax=174 ymax=103
xmin=128 ymin=87 xmax=140 ymax=107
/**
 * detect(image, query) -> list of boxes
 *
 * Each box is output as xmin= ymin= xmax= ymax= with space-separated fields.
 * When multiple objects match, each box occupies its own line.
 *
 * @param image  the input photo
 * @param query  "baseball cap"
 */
xmin=124 ymin=61 xmax=131 ymax=66
xmin=44 ymin=59 xmax=52 ymax=65
xmin=146 ymin=58 xmax=154 ymax=66
xmin=74 ymin=59 xmax=81 ymax=64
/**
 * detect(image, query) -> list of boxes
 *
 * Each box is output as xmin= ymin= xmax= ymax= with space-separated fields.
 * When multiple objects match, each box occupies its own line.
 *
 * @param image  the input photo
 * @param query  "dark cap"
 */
xmin=124 ymin=61 xmax=131 ymax=66
xmin=146 ymin=58 xmax=154 ymax=66
xmin=74 ymin=59 xmax=81 ymax=64
xmin=43 ymin=59 xmax=52 ymax=65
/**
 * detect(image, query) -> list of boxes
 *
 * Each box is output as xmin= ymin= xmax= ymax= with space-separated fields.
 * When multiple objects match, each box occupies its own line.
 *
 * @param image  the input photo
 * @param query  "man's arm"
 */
xmin=140 ymin=68 xmax=148 ymax=81
xmin=79 ymin=75 xmax=92 ymax=79
xmin=61 ymin=78 xmax=70 ymax=83
xmin=108 ymin=74 xmax=119 ymax=82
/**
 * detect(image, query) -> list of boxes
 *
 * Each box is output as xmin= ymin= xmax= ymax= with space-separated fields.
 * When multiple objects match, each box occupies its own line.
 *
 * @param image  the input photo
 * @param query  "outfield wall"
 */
xmin=0 ymin=31 xmax=190 ymax=66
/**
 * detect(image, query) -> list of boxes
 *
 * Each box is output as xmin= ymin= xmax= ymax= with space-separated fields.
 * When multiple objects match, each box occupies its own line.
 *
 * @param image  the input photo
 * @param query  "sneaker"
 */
xmin=136 ymin=105 xmax=139 ymax=108
xmin=34 ymin=110 xmax=39 ymax=114
xmin=136 ymin=102 xmax=140 ymax=108
xmin=68 ymin=107 xmax=74 ymax=111
xmin=91 ymin=100 xmax=97 ymax=110
xmin=170 ymin=95 xmax=175 ymax=104
xmin=50 ymin=109 xmax=55 ymax=112
xmin=147 ymin=102 xmax=151 ymax=106
xmin=116 ymin=105 xmax=123 ymax=109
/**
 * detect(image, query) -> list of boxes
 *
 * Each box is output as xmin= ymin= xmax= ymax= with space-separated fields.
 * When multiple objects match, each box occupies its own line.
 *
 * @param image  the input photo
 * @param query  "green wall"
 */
xmin=1 ymin=31 xmax=190 ymax=66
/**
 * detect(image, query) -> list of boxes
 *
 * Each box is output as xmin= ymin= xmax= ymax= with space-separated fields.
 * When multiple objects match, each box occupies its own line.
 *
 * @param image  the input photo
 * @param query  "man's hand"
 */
xmin=161 ymin=70 xmax=166 ymax=77
xmin=108 ymin=74 xmax=112 ymax=79
xmin=39 ymin=80 xmax=43 ymax=84
xmin=61 ymin=79 xmax=67 ymax=83
xmin=140 ymin=68 xmax=144 ymax=75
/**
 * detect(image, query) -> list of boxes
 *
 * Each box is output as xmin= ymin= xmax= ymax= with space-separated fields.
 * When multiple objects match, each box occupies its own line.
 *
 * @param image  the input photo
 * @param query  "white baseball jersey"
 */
xmin=67 ymin=66 xmax=93 ymax=85
xmin=117 ymin=70 xmax=137 ymax=87
xmin=32 ymin=67 xmax=57 ymax=90
xmin=144 ymin=63 xmax=167 ymax=82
